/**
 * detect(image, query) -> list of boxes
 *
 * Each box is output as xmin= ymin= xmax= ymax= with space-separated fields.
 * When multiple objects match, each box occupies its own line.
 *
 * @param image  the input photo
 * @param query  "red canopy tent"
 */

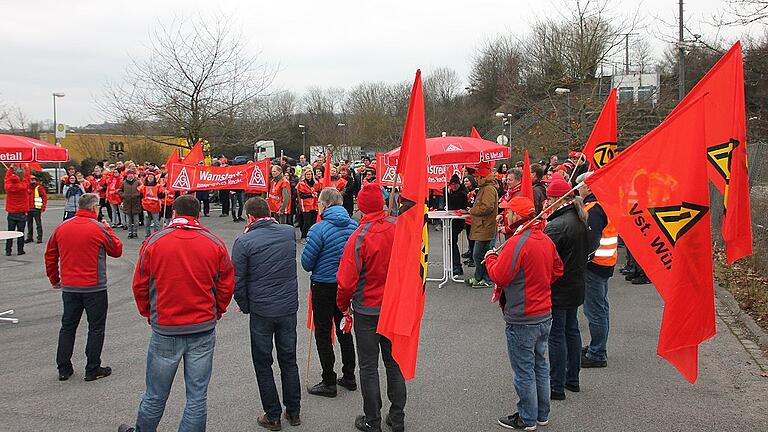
xmin=385 ymin=136 xmax=510 ymax=166
xmin=0 ymin=135 xmax=69 ymax=163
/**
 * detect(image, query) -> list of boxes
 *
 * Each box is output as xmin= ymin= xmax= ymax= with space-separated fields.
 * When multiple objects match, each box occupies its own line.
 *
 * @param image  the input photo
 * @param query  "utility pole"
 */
xmin=620 ymin=33 xmax=638 ymax=75
xmin=678 ymin=0 xmax=685 ymax=101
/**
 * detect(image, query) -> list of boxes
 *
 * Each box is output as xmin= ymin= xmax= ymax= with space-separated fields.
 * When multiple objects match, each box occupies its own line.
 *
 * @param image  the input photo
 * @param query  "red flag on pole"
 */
xmin=377 ymin=70 xmax=428 ymax=380
xmin=521 ymin=150 xmax=534 ymax=200
xmin=585 ymin=97 xmax=715 ymax=383
xmin=668 ymin=41 xmax=751 ymax=264
xmin=581 ymin=88 xmax=618 ymax=170
xmin=165 ymin=148 xmax=182 ymax=167
xmin=181 ymin=140 xmax=204 ymax=165
xmin=470 ymin=127 xmax=482 ymax=139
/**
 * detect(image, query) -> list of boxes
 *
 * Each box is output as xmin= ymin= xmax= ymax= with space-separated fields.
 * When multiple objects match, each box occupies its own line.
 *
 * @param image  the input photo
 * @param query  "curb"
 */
xmin=715 ymin=285 xmax=768 ymax=350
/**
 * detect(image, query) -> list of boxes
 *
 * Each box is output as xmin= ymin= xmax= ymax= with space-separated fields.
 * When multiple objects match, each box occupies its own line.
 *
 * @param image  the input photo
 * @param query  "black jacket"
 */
xmin=532 ymin=180 xmax=547 ymax=214
xmin=544 ymin=203 xmax=590 ymax=308
xmin=231 ymin=219 xmax=299 ymax=317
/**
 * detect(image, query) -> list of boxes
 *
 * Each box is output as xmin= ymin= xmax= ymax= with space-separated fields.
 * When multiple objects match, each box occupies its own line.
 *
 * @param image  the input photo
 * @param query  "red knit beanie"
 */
xmin=546 ymin=178 xmax=572 ymax=198
xmin=357 ymin=183 xmax=384 ymax=214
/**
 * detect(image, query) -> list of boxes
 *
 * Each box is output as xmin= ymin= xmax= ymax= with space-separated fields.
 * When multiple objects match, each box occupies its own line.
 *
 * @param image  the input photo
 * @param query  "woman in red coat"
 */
xmin=297 ymin=169 xmax=321 ymax=238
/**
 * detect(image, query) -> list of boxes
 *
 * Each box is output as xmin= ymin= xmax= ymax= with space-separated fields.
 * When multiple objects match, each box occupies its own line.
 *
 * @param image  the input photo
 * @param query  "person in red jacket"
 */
xmin=4 ymin=163 xmax=30 ymax=256
xmin=484 ymin=196 xmax=564 ymax=430
xmin=336 ymin=183 xmax=406 ymax=432
xmin=26 ymin=175 xmax=48 ymax=244
xmin=297 ymin=168 xmax=320 ymax=238
xmin=268 ymin=165 xmax=291 ymax=223
xmin=45 ymin=193 xmax=123 ymax=382
xmin=122 ymin=194 xmax=234 ymax=432
xmin=137 ymin=172 xmax=163 ymax=238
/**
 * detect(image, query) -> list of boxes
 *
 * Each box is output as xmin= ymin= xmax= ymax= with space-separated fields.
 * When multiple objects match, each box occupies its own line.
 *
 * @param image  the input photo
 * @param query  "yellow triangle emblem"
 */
xmin=648 ymin=202 xmax=709 ymax=246
xmin=706 ymin=139 xmax=739 ymax=183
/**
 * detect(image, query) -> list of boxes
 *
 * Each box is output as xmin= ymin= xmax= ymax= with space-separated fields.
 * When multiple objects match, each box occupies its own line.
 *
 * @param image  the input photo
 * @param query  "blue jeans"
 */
xmin=135 ymin=330 xmax=216 ymax=432
xmin=583 ymin=270 xmax=610 ymax=361
xmin=506 ymin=319 xmax=552 ymax=426
xmin=548 ymin=307 xmax=581 ymax=393
xmin=145 ymin=212 xmax=160 ymax=237
xmin=249 ymin=313 xmax=301 ymax=421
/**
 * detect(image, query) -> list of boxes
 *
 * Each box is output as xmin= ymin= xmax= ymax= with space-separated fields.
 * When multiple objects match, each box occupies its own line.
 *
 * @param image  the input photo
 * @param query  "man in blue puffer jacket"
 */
xmin=301 ymin=187 xmax=358 ymax=398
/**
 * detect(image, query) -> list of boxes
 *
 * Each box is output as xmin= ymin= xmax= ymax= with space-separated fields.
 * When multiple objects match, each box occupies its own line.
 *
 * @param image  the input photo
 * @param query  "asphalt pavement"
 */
xmin=1 ymin=201 xmax=767 ymax=432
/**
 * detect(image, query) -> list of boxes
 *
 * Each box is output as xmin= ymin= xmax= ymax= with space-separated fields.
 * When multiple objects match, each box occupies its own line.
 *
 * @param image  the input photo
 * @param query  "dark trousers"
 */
xmin=354 ymin=313 xmax=406 ymax=429
xmin=230 ymin=190 xmax=244 ymax=220
xmin=56 ymin=290 xmax=108 ymax=375
xmin=219 ymin=190 xmax=230 ymax=215
xmin=450 ymin=219 xmax=465 ymax=273
xmin=301 ymin=211 xmax=317 ymax=238
xmin=465 ymin=224 xmax=474 ymax=255
xmin=99 ymin=198 xmax=112 ymax=222
xmin=311 ymin=281 xmax=356 ymax=384
xmin=196 ymin=192 xmax=210 ymax=216
xmin=473 ymin=240 xmax=493 ymax=281
xmin=249 ymin=313 xmax=301 ymax=421
xmin=548 ymin=307 xmax=581 ymax=393
xmin=26 ymin=209 xmax=43 ymax=241
xmin=6 ymin=213 xmax=26 ymax=254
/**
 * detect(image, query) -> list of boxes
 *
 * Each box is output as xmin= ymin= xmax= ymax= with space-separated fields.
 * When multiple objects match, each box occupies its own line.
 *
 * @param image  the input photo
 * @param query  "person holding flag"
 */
xmin=543 ymin=177 xmax=590 ymax=401
xmin=301 ymin=187 xmax=358 ymax=398
xmin=485 ymin=196 xmax=564 ymax=431
xmin=337 ymin=183 xmax=404 ymax=432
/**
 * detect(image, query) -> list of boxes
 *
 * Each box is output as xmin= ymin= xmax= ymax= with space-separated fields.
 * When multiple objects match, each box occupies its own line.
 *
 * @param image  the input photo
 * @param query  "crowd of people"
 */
xmin=2 ymin=148 xmax=651 ymax=431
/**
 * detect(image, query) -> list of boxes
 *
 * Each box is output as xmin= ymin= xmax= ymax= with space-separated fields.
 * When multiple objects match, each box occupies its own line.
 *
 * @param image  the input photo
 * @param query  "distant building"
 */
xmin=39 ymin=132 xmax=182 ymax=163
xmin=611 ymin=72 xmax=661 ymax=106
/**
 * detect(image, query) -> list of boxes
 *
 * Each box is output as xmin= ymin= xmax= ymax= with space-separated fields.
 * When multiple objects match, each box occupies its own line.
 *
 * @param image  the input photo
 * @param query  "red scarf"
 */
xmin=167 ymin=216 xmax=206 ymax=231
xmin=243 ymin=216 xmax=278 ymax=234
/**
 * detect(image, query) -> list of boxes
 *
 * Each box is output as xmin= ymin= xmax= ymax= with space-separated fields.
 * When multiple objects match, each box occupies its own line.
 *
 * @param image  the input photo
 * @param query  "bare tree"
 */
xmin=722 ymin=0 xmax=768 ymax=25
xmin=100 ymin=14 xmax=275 ymax=150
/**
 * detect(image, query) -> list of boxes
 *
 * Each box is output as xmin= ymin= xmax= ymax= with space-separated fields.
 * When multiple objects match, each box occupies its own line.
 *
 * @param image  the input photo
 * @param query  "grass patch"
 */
xmin=715 ymin=250 xmax=768 ymax=332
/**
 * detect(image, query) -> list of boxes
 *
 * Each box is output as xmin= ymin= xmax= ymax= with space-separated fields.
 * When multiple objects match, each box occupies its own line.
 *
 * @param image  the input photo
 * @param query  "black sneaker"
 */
xmin=307 ymin=381 xmax=337 ymax=397
xmin=337 ymin=376 xmax=357 ymax=391
xmin=355 ymin=415 xmax=381 ymax=432
xmin=461 ymin=251 xmax=472 ymax=259
xmin=565 ymin=383 xmax=581 ymax=392
xmin=118 ymin=424 xmax=135 ymax=432
xmin=550 ymin=390 xmax=566 ymax=400
xmin=284 ymin=412 xmax=301 ymax=426
xmin=385 ymin=414 xmax=404 ymax=432
xmin=17 ymin=250 xmax=25 ymax=256
xmin=58 ymin=370 xmax=73 ymax=381
xmin=257 ymin=414 xmax=282 ymax=431
xmin=581 ymin=353 xmax=607 ymax=368
xmin=498 ymin=412 xmax=537 ymax=430
xmin=84 ymin=366 xmax=112 ymax=381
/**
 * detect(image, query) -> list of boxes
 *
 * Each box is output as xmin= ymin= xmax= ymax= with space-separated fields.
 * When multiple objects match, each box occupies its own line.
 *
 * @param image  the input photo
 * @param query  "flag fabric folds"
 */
xmin=181 ymin=140 xmax=204 ymax=165
xmin=377 ymin=70 xmax=428 ymax=380
xmin=581 ymin=87 xmax=618 ymax=171
xmin=470 ymin=126 xmax=482 ymax=139
xmin=521 ymin=150 xmax=534 ymax=201
xmin=165 ymin=148 xmax=182 ymax=168
xmin=585 ymin=97 xmax=715 ymax=383
xmin=669 ymin=41 xmax=751 ymax=264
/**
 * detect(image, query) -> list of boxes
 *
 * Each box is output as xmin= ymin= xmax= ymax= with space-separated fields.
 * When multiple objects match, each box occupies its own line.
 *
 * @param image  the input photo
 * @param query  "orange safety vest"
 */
xmin=585 ymin=201 xmax=618 ymax=267
xmin=268 ymin=178 xmax=290 ymax=213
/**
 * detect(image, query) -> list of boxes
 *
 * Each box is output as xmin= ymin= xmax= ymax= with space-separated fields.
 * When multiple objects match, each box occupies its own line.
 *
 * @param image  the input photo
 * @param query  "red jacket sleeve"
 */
xmin=132 ymin=241 xmax=152 ymax=319
xmin=103 ymin=224 xmax=123 ymax=258
xmin=485 ymin=237 xmax=521 ymax=288
xmin=336 ymin=233 xmax=360 ymax=311
xmin=214 ymin=245 xmax=235 ymax=319
xmin=44 ymin=230 xmax=60 ymax=285
xmin=40 ymin=186 xmax=48 ymax=212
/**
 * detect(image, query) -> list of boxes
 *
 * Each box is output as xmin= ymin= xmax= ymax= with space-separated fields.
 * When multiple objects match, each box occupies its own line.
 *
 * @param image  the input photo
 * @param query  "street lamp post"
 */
xmin=495 ymin=112 xmax=515 ymax=160
xmin=337 ymin=123 xmax=346 ymax=160
xmin=52 ymin=92 xmax=65 ymax=193
xmin=298 ymin=124 xmax=306 ymax=157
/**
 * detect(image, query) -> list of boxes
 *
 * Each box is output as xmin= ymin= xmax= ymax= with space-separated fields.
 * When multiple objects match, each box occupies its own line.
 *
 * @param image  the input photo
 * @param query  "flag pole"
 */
xmin=305 ymin=319 xmax=313 ymax=388
xmin=487 ymin=182 xmax=584 ymax=257
xmin=566 ymin=153 xmax=586 ymax=185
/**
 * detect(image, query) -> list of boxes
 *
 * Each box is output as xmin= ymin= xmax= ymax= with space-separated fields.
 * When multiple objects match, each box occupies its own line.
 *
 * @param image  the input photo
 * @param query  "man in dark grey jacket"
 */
xmin=232 ymin=197 xmax=301 ymax=431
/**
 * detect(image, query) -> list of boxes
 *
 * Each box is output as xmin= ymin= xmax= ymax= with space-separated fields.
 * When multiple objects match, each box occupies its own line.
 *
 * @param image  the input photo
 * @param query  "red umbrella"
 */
xmin=385 ymin=136 xmax=509 ymax=166
xmin=0 ymin=134 xmax=69 ymax=163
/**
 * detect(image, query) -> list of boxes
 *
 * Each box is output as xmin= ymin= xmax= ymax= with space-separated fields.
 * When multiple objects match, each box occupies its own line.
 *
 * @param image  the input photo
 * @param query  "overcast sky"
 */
xmin=0 ymin=0 xmax=757 ymax=127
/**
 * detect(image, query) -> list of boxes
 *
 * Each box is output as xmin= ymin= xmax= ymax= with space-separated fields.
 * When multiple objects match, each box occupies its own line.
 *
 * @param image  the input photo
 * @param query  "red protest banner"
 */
xmin=168 ymin=159 xmax=270 ymax=192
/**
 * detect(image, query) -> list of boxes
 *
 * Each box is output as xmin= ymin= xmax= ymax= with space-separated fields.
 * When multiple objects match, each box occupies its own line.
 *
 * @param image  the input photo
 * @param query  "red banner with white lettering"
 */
xmin=376 ymin=154 xmax=461 ymax=190
xmin=168 ymin=159 xmax=270 ymax=192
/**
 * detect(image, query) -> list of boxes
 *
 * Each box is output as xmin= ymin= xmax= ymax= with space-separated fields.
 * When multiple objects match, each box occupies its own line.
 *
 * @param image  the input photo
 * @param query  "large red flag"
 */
xmin=377 ymin=70 xmax=428 ymax=380
xmin=181 ymin=140 xmax=204 ymax=165
xmin=470 ymin=126 xmax=482 ymax=139
xmin=581 ymin=88 xmax=617 ymax=170
xmin=585 ymin=97 xmax=715 ymax=383
xmin=521 ymin=150 xmax=534 ymax=200
xmin=669 ymin=41 xmax=750 ymax=264
xmin=165 ymin=148 xmax=182 ymax=168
